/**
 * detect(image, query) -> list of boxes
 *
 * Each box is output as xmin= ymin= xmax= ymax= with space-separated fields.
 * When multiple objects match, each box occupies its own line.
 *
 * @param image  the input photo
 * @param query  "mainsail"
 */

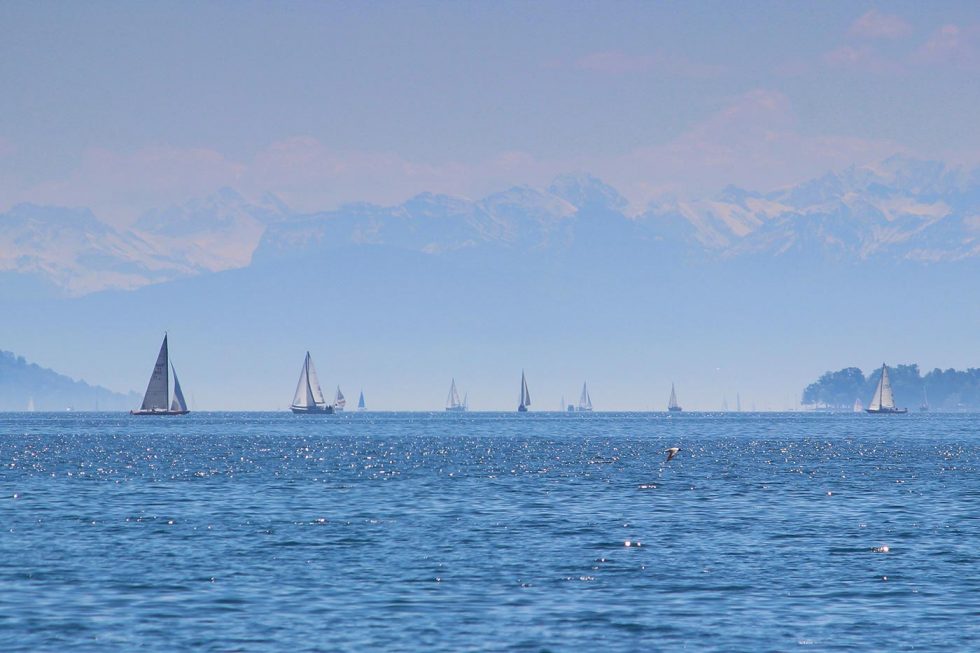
xmin=334 ymin=386 xmax=346 ymax=410
xmin=519 ymin=371 xmax=531 ymax=409
xmin=853 ymin=398 xmax=863 ymax=412
xmin=170 ymin=363 xmax=188 ymax=412
xmin=668 ymin=383 xmax=680 ymax=410
xmin=140 ymin=335 xmax=170 ymax=411
xmin=868 ymin=364 xmax=896 ymax=411
xmin=292 ymin=352 xmax=326 ymax=409
xmin=447 ymin=378 xmax=463 ymax=410
xmin=578 ymin=382 xmax=592 ymax=411
xmin=357 ymin=390 xmax=366 ymax=411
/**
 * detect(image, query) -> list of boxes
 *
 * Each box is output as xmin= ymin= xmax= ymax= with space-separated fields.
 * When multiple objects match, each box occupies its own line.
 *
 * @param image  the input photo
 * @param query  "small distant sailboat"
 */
xmin=866 ymin=363 xmax=907 ymax=414
xmin=577 ymin=382 xmax=593 ymax=412
xmin=446 ymin=378 xmax=467 ymax=412
xmin=290 ymin=352 xmax=333 ymax=414
xmin=667 ymin=383 xmax=682 ymax=412
xmin=518 ymin=370 xmax=531 ymax=412
xmin=357 ymin=390 xmax=366 ymax=411
xmin=920 ymin=386 xmax=930 ymax=412
xmin=333 ymin=386 xmax=346 ymax=412
xmin=131 ymin=334 xmax=189 ymax=415
xmin=27 ymin=397 xmax=35 ymax=413
xmin=853 ymin=398 xmax=863 ymax=413
xmin=560 ymin=395 xmax=566 ymax=412
xmin=736 ymin=393 xmax=742 ymax=412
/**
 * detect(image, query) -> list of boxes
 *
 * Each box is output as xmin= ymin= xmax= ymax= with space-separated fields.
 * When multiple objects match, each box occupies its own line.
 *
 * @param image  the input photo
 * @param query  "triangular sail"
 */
xmin=520 ymin=372 xmax=531 ymax=407
xmin=170 ymin=363 xmax=188 ymax=412
xmin=140 ymin=335 xmax=170 ymax=411
xmin=358 ymin=391 xmax=365 ymax=410
xmin=869 ymin=364 xmax=896 ymax=410
xmin=292 ymin=352 xmax=325 ymax=408
xmin=668 ymin=384 xmax=679 ymax=410
xmin=579 ymin=383 xmax=589 ymax=410
xmin=334 ymin=386 xmax=346 ymax=409
xmin=447 ymin=379 xmax=463 ymax=409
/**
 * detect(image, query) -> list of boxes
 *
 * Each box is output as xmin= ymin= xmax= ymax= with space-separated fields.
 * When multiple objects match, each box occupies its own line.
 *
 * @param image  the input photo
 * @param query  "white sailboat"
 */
xmin=667 ymin=383 xmax=682 ymax=412
xmin=853 ymin=398 xmax=863 ymax=413
xmin=577 ymin=382 xmax=593 ymax=412
xmin=866 ymin=363 xmax=907 ymax=414
xmin=290 ymin=352 xmax=333 ymax=414
xmin=518 ymin=371 xmax=531 ymax=412
xmin=357 ymin=390 xmax=366 ymax=411
xmin=446 ymin=378 xmax=466 ymax=412
xmin=27 ymin=397 xmax=35 ymax=413
xmin=333 ymin=386 xmax=346 ymax=412
xmin=131 ymin=334 xmax=189 ymax=415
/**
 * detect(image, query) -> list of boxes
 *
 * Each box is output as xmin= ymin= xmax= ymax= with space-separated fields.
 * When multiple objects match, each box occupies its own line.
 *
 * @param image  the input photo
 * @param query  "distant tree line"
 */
xmin=803 ymin=364 xmax=980 ymax=411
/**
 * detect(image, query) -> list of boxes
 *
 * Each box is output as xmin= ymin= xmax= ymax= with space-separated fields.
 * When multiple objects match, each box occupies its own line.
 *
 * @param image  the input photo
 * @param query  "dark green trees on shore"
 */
xmin=803 ymin=364 xmax=980 ymax=411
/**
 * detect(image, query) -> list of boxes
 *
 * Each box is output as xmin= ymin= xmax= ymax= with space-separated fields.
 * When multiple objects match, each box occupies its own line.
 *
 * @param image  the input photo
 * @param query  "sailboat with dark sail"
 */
xmin=866 ymin=363 xmax=907 ymax=414
xmin=131 ymin=334 xmax=189 ymax=415
xmin=290 ymin=352 xmax=333 ymax=414
xmin=518 ymin=371 xmax=531 ymax=412
xmin=357 ymin=390 xmax=366 ymax=411
xmin=667 ymin=383 xmax=682 ymax=412
xmin=446 ymin=378 xmax=466 ymax=412
xmin=577 ymin=382 xmax=593 ymax=412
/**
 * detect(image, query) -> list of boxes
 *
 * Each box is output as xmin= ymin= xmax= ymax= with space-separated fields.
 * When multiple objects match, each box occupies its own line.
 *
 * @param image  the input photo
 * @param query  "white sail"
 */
xmin=334 ymin=386 xmax=346 ymax=410
xmin=140 ymin=335 xmax=170 ymax=411
xmin=170 ymin=363 xmax=188 ymax=412
xmin=292 ymin=352 xmax=325 ymax=409
xmin=869 ymin=364 xmax=897 ymax=410
xmin=853 ymin=398 xmax=863 ymax=412
xmin=520 ymin=372 xmax=531 ymax=407
xmin=668 ymin=384 xmax=679 ymax=410
xmin=578 ymin=382 xmax=592 ymax=411
xmin=27 ymin=397 xmax=35 ymax=412
xmin=447 ymin=379 xmax=463 ymax=409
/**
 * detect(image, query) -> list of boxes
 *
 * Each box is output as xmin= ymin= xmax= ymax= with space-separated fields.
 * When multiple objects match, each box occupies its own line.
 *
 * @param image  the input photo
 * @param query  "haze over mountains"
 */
xmin=3 ymin=156 xmax=980 ymax=410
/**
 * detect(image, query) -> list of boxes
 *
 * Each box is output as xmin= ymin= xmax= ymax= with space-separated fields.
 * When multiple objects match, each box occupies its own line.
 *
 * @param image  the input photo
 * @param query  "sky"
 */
xmin=3 ymin=1 xmax=980 ymax=223
xmin=3 ymin=2 xmax=980 ymax=410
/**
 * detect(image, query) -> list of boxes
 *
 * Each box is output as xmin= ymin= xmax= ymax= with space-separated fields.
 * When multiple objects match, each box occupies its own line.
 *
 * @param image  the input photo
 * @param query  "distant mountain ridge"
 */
xmin=4 ymin=157 xmax=980 ymax=296
xmin=0 ymin=350 xmax=138 ymax=411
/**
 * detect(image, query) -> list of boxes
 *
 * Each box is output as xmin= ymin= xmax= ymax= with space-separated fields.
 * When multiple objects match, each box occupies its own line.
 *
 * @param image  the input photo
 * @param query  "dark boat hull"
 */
xmin=668 ymin=407 xmax=683 ymax=412
xmin=130 ymin=410 xmax=189 ymax=416
xmin=865 ymin=408 xmax=908 ymax=414
xmin=445 ymin=406 xmax=467 ymax=412
xmin=290 ymin=405 xmax=335 ymax=414
xmin=517 ymin=405 xmax=528 ymax=412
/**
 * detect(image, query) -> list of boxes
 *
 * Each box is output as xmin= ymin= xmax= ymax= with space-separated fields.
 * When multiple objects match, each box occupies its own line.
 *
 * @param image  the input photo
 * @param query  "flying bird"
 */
xmin=665 ymin=447 xmax=680 ymax=462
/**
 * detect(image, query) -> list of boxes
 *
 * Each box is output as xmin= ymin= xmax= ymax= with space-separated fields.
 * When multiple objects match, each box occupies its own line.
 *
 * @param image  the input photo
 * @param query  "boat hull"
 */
xmin=865 ymin=408 xmax=908 ymax=414
xmin=130 ymin=409 xmax=189 ymax=416
xmin=668 ymin=407 xmax=683 ymax=412
xmin=290 ymin=405 xmax=335 ymax=414
xmin=445 ymin=406 xmax=467 ymax=412
xmin=517 ymin=404 xmax=528 ymax=412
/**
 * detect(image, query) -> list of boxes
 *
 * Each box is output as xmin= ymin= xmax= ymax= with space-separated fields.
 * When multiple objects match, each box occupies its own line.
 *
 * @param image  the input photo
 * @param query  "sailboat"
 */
xmin=131 ymin=334 xmax=189 ymax=415
xmin=853 ymin=398 xmax=863 ymax=413
xmin=27 ymin=397 xmax=35 ymax=413
xmin=577 ymin=382 xmax=593 ymax=412
xmin=333 ymin=386 xmax=346 ymax=412
xmin=866 ymin=363 xmax=907 ymax=414
xmin=919 ymin=386 xmax=930 ymax=412
xmin=290 ymin=352 xmax=333 ymax=414
xmin=667 ymin=383 xmax=682 ymax=412
xmin=357 ymin=390 xmax=366 ymax=411
xmin=518 ymin=371 xmax=531 ymax=412
xmin=446 ymin=378 xmax=466 ymax=412
xmin=561 ymin=395 xmax=566 ymax=412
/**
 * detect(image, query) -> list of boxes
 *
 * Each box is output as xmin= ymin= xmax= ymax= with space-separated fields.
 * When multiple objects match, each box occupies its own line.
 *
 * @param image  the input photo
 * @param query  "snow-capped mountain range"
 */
xmin=3 ymin=156 xmax=980 ymax=296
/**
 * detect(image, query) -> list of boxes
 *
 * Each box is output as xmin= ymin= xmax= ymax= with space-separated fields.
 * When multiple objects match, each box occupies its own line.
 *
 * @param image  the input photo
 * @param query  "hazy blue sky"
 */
xmin=3 ymin=1 xmax=980 ymax=221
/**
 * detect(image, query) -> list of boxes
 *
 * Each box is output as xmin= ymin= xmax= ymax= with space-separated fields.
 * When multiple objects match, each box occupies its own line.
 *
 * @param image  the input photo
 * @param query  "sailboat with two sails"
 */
xmin=290 ymin=352 xmax=333 ymax=414
xmin=518 ymin=371 xmax=531 ymax=412
xmin=445 ymin=378 xmax=467 ymax=412
xmin=866 ymin=363 xmax=907 ymax=414
xmin=576 ymin=382 xmax=593 ymax=412
xmin=333 ymin=386 xmax=346 ymax=412
xmin=131 ymin=334 xmax=189 ymax=415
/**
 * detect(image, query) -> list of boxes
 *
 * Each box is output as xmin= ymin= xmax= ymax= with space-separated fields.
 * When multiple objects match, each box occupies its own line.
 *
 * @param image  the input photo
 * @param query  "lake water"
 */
xmin=1 ymin=412 xmax=977 ymax=651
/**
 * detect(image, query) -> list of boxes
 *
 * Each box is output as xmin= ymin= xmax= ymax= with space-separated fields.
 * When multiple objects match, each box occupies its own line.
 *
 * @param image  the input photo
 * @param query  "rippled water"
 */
xmin=1 ymin=412 xmax=978 ymax=651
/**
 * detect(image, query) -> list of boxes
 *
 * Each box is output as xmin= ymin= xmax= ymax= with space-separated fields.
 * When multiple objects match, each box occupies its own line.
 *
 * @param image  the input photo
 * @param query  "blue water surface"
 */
xmin=1 ymin=412 xmax=977 ymax=651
